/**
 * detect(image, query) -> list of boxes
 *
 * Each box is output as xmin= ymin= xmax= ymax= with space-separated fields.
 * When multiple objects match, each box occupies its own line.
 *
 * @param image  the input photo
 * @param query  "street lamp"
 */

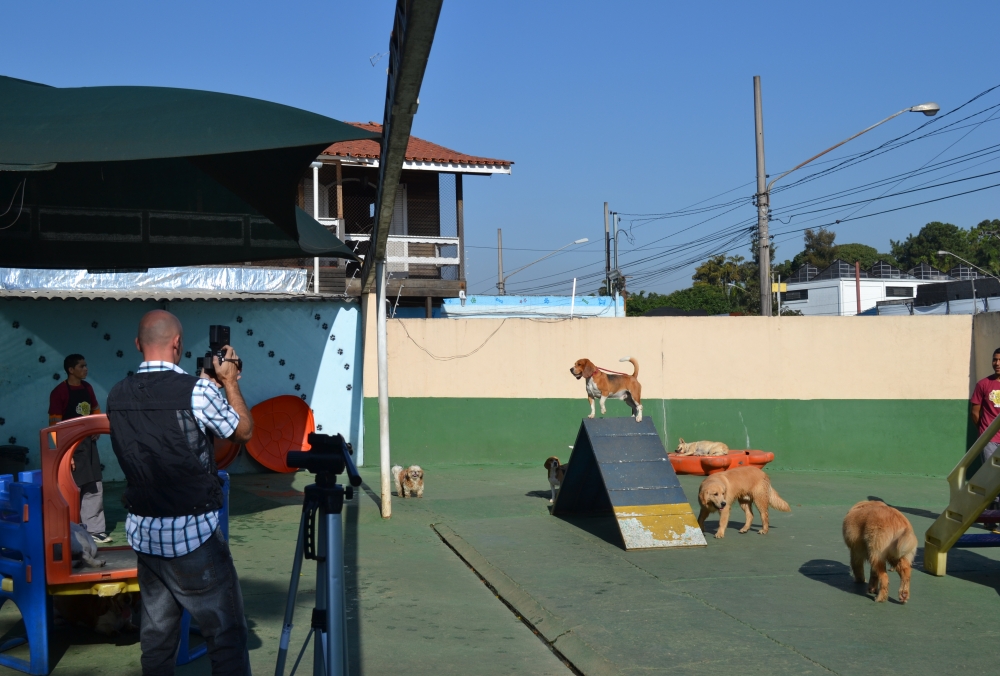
xmin=497 ymin=237 xmax=589 ymax=295
xmin=754 ymin=74 xmax=939 ymax=316
xmin=937 ymin=250 xmax=1000 ymax=282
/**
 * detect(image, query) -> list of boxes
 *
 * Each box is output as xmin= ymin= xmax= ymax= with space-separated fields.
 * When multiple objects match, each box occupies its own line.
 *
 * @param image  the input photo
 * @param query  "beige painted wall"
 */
xmin=362 ymin=314 xmax=973 ymax=400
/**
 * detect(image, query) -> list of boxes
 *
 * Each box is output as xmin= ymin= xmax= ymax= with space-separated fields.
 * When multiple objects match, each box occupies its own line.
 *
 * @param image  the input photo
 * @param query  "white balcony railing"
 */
xmin=319 ymin=218 xmax=460 ymax=279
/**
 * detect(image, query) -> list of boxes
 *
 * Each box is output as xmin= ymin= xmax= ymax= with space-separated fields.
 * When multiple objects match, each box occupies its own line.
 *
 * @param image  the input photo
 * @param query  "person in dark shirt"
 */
xmin=48 ymin=354 xmax=111 ymax=544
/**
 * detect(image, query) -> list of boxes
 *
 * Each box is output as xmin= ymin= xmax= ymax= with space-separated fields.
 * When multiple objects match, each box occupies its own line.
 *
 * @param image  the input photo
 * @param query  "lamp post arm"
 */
xmin=503 ymin=242 xmax=577 ymax=284
xmin=939 ymin=251 xmax=1000 ymax=284
xmin=766 ymin=107 xmax=913 ymax=192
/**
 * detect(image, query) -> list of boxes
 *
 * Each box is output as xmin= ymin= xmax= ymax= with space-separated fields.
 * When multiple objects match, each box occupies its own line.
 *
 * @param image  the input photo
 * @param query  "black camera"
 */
xmin=286 ymin=433 xmax=362 ymax=486
xmin=203 ymin=325 xmax=242 ymax=378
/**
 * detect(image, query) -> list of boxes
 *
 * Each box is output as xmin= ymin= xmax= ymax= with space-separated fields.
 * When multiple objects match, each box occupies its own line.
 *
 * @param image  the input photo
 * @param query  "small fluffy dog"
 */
xmin=674 ymin=438 xmax=730 ymax=456
xmin=569 ymin=357 xmax=643 ymax=422
xmin=53 ymin=592 xmax=140 ymax=636
xmin=543 ymin=456 xmax=569 ymax=504
xmin=392 ymin=464 xmax=424 ymax=498
xmin=70 ymin=522 xmax=105 ymax=568
xmin=697 ymin=466 xmax=790 ymax=538
xmin=842 ymin=500 xmax=918 ymax=603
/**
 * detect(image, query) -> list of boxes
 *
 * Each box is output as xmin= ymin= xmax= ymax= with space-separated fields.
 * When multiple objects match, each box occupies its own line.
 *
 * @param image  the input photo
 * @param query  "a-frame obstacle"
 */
xmin=553 ymin=417 xmax=707 ymax=550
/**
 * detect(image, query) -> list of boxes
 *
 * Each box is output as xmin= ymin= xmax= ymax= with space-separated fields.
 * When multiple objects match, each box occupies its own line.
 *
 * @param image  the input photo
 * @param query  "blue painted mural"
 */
xmin=0 ymin=299 xmax=364 ymax=479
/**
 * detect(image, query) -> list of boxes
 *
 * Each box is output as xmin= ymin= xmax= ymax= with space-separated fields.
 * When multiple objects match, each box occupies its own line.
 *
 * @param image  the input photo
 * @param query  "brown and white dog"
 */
xmin=842 ymin=500 xmax=917 ymax=603
xmin=674 ymin=438 xmax=729 ymax=456
xmin=544 ymin=456 xmax=569 ymax=504
xmin=697 ymin=466 xmax=790 ymax=538
xmin=392 ymin=464 xmax=424 ymax=498
xmin=570 ymin=357 xmax=643 ymax=422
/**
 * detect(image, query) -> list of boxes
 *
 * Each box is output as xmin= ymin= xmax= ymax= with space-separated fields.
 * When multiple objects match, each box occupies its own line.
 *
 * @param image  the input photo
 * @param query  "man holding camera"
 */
xmin=107 ymin=310 xmax=253 ymax=675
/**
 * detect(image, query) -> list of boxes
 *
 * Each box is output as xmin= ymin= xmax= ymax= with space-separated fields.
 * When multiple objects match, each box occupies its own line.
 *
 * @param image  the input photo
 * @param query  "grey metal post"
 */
xmin=497 ymin=229 xmax=504 ymax=295
xmin=455 ymin=173 xmax=465 ymax=282
xmin=604 ymin=202 xmax=611 ymax=296
xmin=376 ymin=260 xmax=391 ymax=518
xmin=754 ymin=76 xmax=771 ymax=317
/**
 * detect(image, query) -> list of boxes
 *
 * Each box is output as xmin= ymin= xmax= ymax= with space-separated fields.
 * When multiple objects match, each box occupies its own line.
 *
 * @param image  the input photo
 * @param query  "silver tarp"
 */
xmin=0 ymin=266 xmax=308 ymax=294
xmin=875 ymin=296 xmax=1000 ymax=315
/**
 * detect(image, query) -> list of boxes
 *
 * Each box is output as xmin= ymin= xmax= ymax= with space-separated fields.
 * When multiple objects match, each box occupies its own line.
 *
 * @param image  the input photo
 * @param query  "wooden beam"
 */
xmin=359 ymin=0 xmax=444 ymax=293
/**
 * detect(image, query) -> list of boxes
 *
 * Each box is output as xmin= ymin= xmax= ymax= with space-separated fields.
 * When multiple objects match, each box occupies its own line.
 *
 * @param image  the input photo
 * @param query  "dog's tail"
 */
xmin=897 ymin=528 xmax=919 ymax=563
xmin=619 ymin=356 xmax=639 ymax=377
xmin=391 ymin=464 xmax=403 ymax=487
xmin=769 ymin=487 xmax=791 ymax=512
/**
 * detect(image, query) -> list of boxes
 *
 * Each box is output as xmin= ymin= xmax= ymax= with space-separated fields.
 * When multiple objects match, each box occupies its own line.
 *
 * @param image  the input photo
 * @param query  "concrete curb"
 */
xmin=433 ymin=523 xmax=622 ymax=676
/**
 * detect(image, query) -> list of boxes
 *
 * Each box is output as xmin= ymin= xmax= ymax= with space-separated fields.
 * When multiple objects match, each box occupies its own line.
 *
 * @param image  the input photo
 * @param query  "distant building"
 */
xmin=778 ymin=259 xmax=963 ymax=316
xmin=295 ymin=122 xmax=512 ymax=311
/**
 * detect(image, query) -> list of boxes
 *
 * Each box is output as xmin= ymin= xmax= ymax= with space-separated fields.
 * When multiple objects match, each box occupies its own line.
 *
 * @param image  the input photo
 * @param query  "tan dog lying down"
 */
xmin=697 ymin=466 xmax=790 ymax=538
xmin=570 ymin=357 xmax=643 ymax=422
xmin=842 ymin=500 xmax=917 ymax=603
xmin=674 ymin=438 xmax=729 ymax=456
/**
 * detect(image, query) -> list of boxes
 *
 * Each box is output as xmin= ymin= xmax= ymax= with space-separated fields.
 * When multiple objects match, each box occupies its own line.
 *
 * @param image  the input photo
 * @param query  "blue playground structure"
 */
xmin=0 ymin=469 xmax=230 ymax=674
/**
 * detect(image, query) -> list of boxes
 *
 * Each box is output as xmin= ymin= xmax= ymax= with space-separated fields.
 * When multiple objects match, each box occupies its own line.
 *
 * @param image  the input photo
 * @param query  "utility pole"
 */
xmin=754 ymin=75 xmax=772 ymax=317
xmin=497 ymin=228 xmax=504 ymax=295
xmin=604 ymin=202 xmax=611 ymax=296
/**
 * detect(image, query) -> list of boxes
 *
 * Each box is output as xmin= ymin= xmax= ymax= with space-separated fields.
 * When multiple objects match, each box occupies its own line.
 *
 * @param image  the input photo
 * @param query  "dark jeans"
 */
xmin=137 ymin=528 xmax=250 ymax=675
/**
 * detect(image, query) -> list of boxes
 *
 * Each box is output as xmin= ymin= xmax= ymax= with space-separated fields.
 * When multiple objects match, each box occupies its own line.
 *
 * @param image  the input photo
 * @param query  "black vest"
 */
xmin=106 ymin=370 xmax=223 ymax=518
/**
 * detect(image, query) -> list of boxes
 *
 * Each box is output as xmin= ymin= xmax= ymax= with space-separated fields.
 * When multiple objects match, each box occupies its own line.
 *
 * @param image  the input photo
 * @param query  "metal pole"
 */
xmin=274 ymin=511 xmax=308 ymax=676
xmin=570 ymin=278 xmax=577 ymax=317
xmin=604 ymin=202 xmax=611 ymax=296
xmin=497 ymin=228 xmax=504 ymax=295
xmin=314 ymin=162 xmax=322 ymax=294
xmin=456 ymin=174 xmax=465 ymax=282
xmin=754 ymin=76 xmax=771 ymax=317
xmin=855 ymin=261 xmax=861 ymax=315
xmin=613 ymin=213 xmax=620 ymax=273
xmin=376 ymin=260 xmax=392 ymax=518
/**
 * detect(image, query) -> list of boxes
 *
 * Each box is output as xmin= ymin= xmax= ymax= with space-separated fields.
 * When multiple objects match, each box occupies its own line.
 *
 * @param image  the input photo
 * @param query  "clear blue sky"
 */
xmin=4 ymin=1 xmax=999 ymax=295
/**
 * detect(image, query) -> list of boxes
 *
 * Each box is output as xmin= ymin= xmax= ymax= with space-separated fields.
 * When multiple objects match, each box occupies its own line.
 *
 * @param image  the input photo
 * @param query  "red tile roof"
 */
xmin=320 ymin=122 xmax=512 ymax=167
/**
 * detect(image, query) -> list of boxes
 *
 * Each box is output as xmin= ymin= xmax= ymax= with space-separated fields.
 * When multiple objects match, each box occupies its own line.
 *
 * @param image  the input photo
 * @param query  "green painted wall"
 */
xmin=364 ymin=397 xmax=971 ymax=476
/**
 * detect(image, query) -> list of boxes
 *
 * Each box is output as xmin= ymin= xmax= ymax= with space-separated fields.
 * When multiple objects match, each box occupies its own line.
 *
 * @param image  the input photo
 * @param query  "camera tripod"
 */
xmin=275 ymin=434 xmax=361 ymax=676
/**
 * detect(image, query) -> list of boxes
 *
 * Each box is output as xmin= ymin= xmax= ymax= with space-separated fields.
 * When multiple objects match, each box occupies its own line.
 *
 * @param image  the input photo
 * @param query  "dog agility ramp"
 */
xmin=553 ymin=418 xmax=706 ymax=550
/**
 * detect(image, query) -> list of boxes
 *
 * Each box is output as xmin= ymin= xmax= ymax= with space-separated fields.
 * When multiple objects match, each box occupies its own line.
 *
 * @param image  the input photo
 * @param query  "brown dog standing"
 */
xmin=697 ymin=466 xmax=790 ymax=538
xmin=842 ymin=500 xmax=917 ymax=603
xmin=570 ymin=358 xmax=642 ymax=422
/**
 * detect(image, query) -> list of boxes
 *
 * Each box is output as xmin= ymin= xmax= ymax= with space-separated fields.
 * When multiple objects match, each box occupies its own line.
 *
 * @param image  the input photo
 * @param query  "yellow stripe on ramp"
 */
xmin=613 ymin=504 xmax=707 ymax=549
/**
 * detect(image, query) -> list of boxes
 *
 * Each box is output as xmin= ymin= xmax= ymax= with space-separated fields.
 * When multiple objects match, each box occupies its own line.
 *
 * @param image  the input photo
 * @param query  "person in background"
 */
xmin=971 ymin=346 xmax=1000 ymax=528
xmin=48 ymin=353 xmax=111 ymax=544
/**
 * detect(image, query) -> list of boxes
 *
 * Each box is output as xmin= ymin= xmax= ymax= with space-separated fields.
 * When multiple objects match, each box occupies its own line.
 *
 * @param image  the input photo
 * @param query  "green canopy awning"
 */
xmin=0 ymin=76 xmax=379 ymax=269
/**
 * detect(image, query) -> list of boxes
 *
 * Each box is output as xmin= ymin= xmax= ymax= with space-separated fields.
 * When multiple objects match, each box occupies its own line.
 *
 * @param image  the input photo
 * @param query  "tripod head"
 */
xmin=286 ymin=432 xmax=362 ymax=487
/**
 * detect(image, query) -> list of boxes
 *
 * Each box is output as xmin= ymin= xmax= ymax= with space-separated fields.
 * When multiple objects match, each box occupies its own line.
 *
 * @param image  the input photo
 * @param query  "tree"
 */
xmin=890 ymin=221 xmax=971 ymax=272
xmin=626 ymin=284 xmax=731 ymax=317
xmin=800 ymin=228 xmax=837 ymax=268
xmin=833 ymin=243 xmax=898 ymax=270
xmin=692 ymin=254 xmax=745 ymax=289
xmin=971 ymin=219 xmax=1000 ymax=275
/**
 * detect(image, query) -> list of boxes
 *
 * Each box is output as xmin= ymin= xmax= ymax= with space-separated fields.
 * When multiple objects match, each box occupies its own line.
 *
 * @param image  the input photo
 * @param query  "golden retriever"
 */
xmin=697 ymin=466 xmax=790 ymax=538
xmin=569 ymin=357 xmax=642 ymax=422
xmin=842 ymin=500 xmax=917 ymax=603
xmin=674 ymin=438 xmax=729 ymax=456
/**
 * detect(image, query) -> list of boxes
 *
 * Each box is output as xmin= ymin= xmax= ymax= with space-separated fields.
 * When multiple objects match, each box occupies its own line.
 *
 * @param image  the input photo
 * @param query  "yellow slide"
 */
xmin=925 ymin=413 xmax=1000 ymax=576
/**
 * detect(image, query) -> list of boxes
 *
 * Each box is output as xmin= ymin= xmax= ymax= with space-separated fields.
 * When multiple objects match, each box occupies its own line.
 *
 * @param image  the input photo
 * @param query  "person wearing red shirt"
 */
xmin=48 ymin=354 xmax=111 ymax=544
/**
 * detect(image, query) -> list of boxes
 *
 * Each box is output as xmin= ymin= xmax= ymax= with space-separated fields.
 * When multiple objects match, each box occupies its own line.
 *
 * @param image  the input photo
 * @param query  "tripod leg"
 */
xmin=314 ymin=521 xmax=329 ymax=676
xmin=326 ymin=509 xmax=345 ymax=676
xmin=275 ymin=507 xmax=309 ymax=676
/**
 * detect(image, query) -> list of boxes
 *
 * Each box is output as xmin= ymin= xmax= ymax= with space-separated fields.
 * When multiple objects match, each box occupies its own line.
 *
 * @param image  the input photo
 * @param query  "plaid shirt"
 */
xmin=124 ymin=361 xmax=240 ymax=558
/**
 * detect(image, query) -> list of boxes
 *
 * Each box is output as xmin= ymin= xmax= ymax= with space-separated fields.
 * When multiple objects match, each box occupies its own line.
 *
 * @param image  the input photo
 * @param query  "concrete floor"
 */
xmin=1 ymin=465 xmax=998 ymax=675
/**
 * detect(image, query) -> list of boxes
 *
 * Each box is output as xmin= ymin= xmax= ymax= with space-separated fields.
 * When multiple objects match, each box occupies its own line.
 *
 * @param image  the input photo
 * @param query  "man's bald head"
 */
xmin=138 ymin=310 xmax=182 ymax=347
xmin=136 ymin=310 xmax=184 ymax=363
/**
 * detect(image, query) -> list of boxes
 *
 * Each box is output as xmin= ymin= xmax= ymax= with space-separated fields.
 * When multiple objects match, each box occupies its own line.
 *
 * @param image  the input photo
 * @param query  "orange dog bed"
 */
xmin=669 ymin=450 xmax=774 ymax=475
xmin=245 ymin=395 xmax=316 ymax=473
